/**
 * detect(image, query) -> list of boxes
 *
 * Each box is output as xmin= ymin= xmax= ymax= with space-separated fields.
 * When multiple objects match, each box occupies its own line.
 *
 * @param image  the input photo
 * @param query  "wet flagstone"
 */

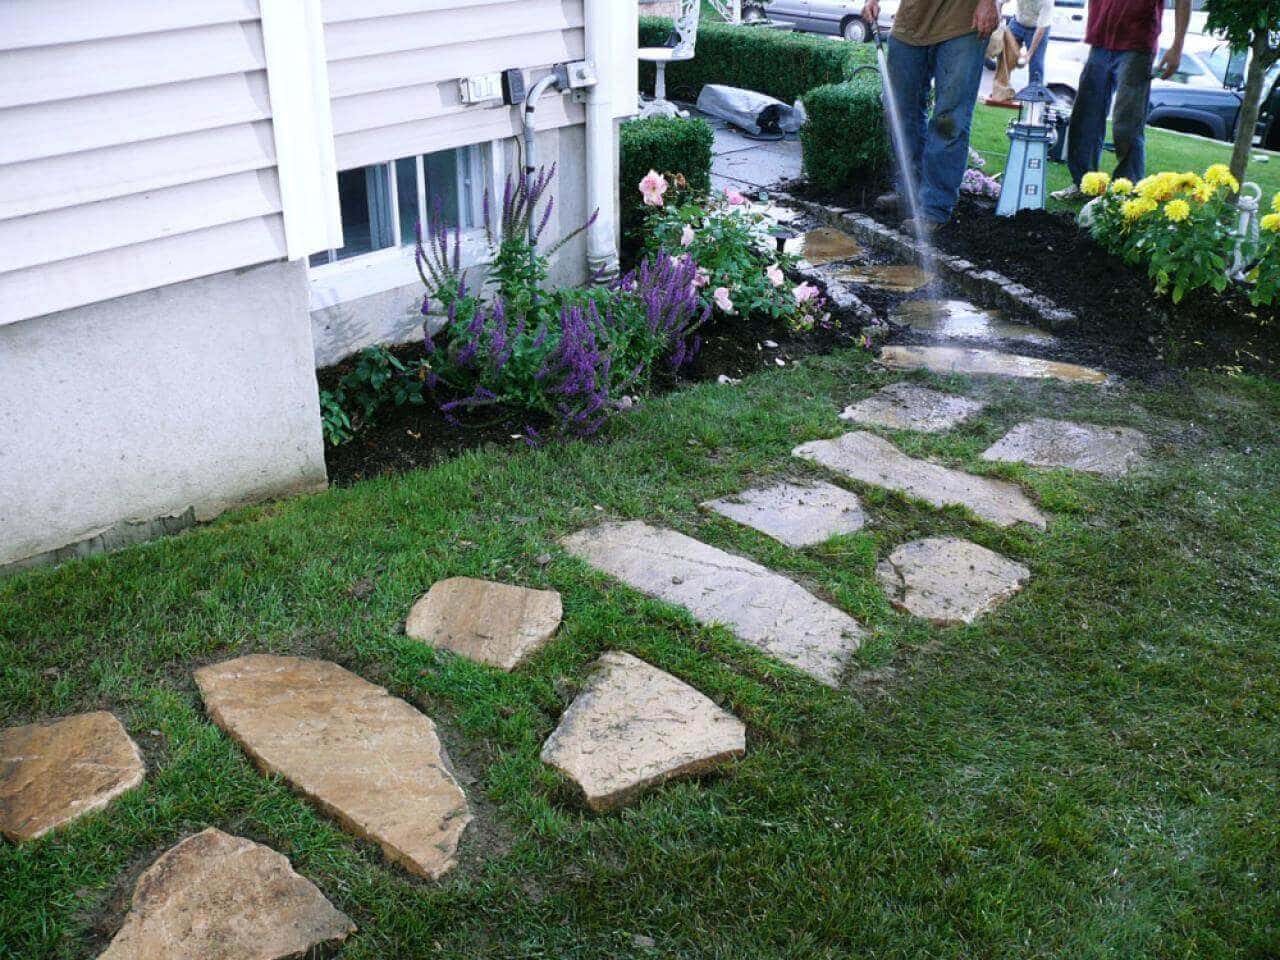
xmin=793 ymin=432 xmax=1047 ymax=529
xmin=876 ymin=537 xmax=1030 ymax=626
xmin=0 ymin=711 xmax=144 ymax=843
xmin=561 ymin=521 xmax=862 ymax=686
xmin=540 ymin=651 xmax=746 ymax=812
xmin=701 ymin=480 xmax=867 ymax=547
xmin=840 ymin=382 xmax=985 ymax=433
xmin=195 ymin=654 xmax=471 ymax=881
xmin=405 ymin=576 xmax=562 ymax=670
xmin=831 ymin=264 xmax=931 ymax=294
xmin=891 ymin=299 xmax=1055 ymax=343
xmin=878 ymin=345 xmax=1108 ymax=383
xmin=784 ymin=227 xmax=862 ymax=266
xmin=98 ymin=828 xmax=354 ymax=960
xmin=982 ymin=419 xmax=1150 ymax=477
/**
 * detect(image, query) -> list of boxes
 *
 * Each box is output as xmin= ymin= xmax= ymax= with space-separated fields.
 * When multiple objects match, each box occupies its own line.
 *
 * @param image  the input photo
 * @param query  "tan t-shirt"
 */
xmin=891 ymin=0 xmax=981 ymax=46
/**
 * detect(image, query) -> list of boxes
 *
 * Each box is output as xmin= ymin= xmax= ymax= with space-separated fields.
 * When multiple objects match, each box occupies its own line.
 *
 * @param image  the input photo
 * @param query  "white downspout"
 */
xmin=583 ymin=0 xmax=621 ymax=282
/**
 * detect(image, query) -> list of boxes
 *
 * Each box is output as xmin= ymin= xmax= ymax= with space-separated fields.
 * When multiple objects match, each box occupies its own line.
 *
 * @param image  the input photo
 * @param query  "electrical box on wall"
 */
xmin=502 ymin=68 xmax=526 ymax=106
xmin=458 ymin=72 xmax=503 ymax=105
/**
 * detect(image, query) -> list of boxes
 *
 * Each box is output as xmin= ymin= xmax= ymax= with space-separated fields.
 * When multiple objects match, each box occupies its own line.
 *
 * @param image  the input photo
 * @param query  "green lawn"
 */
xmin=3 ymin=344 xmax=1279 ymax=958
xmin=969 ymin=103 xmax=1280 ymax=204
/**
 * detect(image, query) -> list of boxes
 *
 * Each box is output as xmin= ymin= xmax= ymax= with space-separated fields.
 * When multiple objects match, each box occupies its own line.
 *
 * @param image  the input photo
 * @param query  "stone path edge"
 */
xmin=777 ymin=193 xmax=1083 ymax=335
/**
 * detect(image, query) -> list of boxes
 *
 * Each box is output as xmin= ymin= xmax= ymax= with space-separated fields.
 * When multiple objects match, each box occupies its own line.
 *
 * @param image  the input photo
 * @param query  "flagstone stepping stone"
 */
xmin=0 ymin=711 xmax=144 ymax=843
xmin=831 ymin=263 xmax=931 ymax=294
xmin=561 ymin=521 xmax=862 ymax=686
xmin=891 ymin=299 xmax=1055 ymax=343
xmin=700 ymin=480 xmax=867 ymax=547
xmin=194 ymin=654 xmax=471 ymax=880
xmin=540 ymin=651 xmax=746 ymax=812
xmin=982 ymin=419 xmax=1150 ymax=477
xmin=405 ymin=576 xmax=562 ymax=670
xmin=784 ymin=227 xmax=862 ymax=266
xmin=876 ymin=537 xmax=1030 ymax=626
xmin=792 ymin=432 xmax=1047 ymax=529
xmin=840 ymin=382 xmax=985 ymax=433
xmin=98 ymin=828 xmax=354 ymax=960
xmin=878 ymin=345 xmax=1108 ymax=384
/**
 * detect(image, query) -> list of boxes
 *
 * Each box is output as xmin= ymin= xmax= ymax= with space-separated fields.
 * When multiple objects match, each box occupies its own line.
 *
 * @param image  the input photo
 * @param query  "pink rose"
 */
xmin=693 ymin=267 xmax=711 ymax=289
xmin=713 ymin=287 xmax=735 ymax=314
xmin=724 ymin=187 xmax=746 ymax=206
xmin=793 ymin=282 xmax=820 ymax=304
xmin=639 ymin=170 xmax=668 ymax=207
xmin=681 ymin=224 xmax=696 ymax=247
xmin=766 ymin=263 xmax=785 ymax=287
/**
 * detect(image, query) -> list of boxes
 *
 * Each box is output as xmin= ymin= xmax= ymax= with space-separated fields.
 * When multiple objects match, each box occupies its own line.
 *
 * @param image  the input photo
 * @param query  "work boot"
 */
xmin=1051 ymin=184 xmax=1087 ymax=202
xmin=873 ymin=192 xmax=900 ymax=213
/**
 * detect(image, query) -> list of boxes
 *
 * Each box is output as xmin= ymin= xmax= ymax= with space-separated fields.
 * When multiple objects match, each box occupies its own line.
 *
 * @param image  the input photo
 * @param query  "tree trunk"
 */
xmin=1230 ymin=30 xmax=1277 ymax=183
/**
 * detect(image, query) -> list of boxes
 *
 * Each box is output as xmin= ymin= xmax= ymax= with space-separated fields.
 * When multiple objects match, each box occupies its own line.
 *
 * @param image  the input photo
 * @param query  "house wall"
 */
xmin=0 ymin=260 xmax=327 ymax=574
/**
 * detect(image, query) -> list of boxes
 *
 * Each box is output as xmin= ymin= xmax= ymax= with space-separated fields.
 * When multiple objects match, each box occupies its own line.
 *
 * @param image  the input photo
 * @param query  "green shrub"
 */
xmin=801 ymin=79 xmax=892 ymax=191
xmin=639 ymin=17 xmax=877 ymax=104
xmin=620 ymin=115 xmax=714 ymax=238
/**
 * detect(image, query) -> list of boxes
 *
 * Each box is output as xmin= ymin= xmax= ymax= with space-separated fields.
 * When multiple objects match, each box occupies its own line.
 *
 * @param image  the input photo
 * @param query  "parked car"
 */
xmin=764 ymin=0 xmax=898 ymax=43
xmin=1051 ymin=0 xmax=1088 ymax=43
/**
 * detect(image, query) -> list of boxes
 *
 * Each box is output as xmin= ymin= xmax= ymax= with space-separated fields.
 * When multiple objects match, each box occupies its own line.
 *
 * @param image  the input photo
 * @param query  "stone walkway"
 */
xmin=1 ymin=214 xmax=1168 ymax=955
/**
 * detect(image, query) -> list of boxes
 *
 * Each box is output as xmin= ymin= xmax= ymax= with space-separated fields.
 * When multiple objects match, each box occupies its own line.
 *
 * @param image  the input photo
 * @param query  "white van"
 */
xmin=1051 ymin=0 xmax=1088 ymax=43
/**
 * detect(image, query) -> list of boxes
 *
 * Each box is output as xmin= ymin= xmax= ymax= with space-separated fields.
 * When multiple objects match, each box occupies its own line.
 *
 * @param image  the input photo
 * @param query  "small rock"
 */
xmin=535 ymin=552 xmax=553 ymax=567
xmin=775 ymin=358 xmax=786 ymax=367
xmin=716 ymin=374 xmax=742 ymax=385
xmin=762 ymin=340 xmax=779 ymax=349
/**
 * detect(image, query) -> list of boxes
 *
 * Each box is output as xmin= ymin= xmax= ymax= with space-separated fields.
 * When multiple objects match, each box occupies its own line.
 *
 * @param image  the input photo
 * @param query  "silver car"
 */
xmin=765 ymin=0 xmax=898 ymax=43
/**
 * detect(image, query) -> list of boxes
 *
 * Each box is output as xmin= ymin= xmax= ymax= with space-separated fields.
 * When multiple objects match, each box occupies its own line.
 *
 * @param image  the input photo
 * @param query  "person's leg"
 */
xmin=1027 ymin=25 xmax=1049 ymax=85
xmin=885 ymin=37 xmax=931 ymax=191
xmin=1111 ymin=49 xmax=1154 ymax=181
xmin=918 ymin=31 xmax=986 ymax=222
xmin=1067 ymin=47 xmax=1118 ymax=186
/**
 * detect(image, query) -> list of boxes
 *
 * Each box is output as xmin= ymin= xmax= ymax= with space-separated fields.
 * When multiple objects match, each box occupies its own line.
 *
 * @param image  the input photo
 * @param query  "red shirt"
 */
xmin=1086 ymin=0 xmax=1165 ymax=53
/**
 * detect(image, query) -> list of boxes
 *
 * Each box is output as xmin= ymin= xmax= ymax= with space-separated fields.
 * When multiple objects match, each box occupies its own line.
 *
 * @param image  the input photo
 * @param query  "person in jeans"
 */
xmin=862 ymin=0 xmax=1001 ymax=229
xmin=991 ymin=0 xmax=1054 ymax=103
xmin=1054 ymin=0 xmax=1191 ymax=199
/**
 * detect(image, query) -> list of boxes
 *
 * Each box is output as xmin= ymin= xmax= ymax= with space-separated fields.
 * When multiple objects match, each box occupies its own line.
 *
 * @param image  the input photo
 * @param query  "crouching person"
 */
xmin=863 ymin=0 xmax=1001 ymax=231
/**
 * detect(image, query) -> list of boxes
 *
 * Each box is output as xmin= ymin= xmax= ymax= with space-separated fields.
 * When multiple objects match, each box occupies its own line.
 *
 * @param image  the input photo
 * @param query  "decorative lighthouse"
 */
xmin=996 ymin=82 xmax=1058 ymax=217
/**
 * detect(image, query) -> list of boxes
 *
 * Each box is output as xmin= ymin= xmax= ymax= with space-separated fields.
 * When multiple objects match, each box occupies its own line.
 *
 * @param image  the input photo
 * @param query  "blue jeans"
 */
xmin=1067 ymin=46 xmax=1154 ymax=185
xmin=886 ymin=33 xmax=987 ymax=223
xmin=1007 ymin=17 xmax=1048 ymax=86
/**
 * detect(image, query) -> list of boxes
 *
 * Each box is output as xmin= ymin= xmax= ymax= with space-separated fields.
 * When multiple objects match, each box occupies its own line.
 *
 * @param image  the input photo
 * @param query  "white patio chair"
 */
xmin=639 ymin=0 xmax=700 ymax=118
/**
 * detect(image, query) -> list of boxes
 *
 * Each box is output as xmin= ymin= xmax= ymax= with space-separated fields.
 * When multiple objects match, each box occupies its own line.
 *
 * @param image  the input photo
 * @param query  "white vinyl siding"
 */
xmin=0 ymin=2 xmax=291 ymax=326
xmin=320 ymin=0 xmax=587 ymax=171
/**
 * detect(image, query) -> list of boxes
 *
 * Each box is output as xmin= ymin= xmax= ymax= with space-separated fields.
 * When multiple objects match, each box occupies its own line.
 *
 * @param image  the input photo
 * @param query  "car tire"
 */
xmin=1048 ymin=85 xmax=1076 ymax=108
xmin=843 ymin=18 xmax=868 ymax=42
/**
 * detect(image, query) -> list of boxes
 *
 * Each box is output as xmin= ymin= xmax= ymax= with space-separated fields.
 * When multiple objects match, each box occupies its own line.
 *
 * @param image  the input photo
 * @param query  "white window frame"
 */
xmin=308 ymin=141 xmax=502 ymax=312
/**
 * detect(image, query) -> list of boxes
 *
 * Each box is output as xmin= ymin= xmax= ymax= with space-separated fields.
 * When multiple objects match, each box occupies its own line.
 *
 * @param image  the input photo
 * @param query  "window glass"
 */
xmin=424 ymin=149 xmax=463 ymax=231
xmin=396 ymin=156 xmax=420 ymax=244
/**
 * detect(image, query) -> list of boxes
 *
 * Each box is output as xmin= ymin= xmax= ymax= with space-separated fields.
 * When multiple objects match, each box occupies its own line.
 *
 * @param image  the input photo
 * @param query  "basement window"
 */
xmin=309 ymin=145 xmax=486 ymax=267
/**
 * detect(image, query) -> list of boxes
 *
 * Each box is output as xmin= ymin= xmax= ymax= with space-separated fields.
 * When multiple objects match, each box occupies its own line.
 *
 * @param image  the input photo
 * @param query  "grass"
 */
xmin=969 ymin=102 xmax=1280 ymax=203
xmin=3 ymin=347 xmax=1280 ymax=959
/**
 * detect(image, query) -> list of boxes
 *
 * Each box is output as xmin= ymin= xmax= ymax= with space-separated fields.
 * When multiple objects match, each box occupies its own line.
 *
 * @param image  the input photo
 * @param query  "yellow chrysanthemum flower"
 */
xmin=1262 ymin=213 xmax=1280 ymax=233
xmin=1122 ymin=197 xmax=1158 ymax=222
xmin=1137 ymin=172 xmax=1178 ymax=202
xmin=1271 ymin=192 xmax=1280 ymax=215
xmin=1111 ymin=178 xmax=1134 ymax=195
xmin=1081 ymin=171 xmax=1111 ymax=196
xmin=1204 ymin=163 xmax=1239 ymax=193
xmin=1164 ymin=199 xmax=1191 ymax=223
xmin=1192 ymin=182 xmax=1215 ymax=204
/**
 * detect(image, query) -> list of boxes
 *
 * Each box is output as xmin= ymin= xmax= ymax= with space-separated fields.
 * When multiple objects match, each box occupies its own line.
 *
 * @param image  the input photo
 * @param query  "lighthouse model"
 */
xmin=996 ymin=82 xmax=1058 ymax=218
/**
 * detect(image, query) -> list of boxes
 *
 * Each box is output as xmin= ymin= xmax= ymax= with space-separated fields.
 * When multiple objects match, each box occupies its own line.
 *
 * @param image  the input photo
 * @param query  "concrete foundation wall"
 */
xmin=0 ymin=259 xmax=327 ymax=572
xmin=310 ymin=125 xmax=591 ymax=368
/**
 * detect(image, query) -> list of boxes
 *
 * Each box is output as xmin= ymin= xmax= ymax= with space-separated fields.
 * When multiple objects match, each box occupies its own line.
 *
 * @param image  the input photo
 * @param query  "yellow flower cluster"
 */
xmin=1111 ymin=178 xmax=1134 ymax=195
xmin=1204 ymin=163 xmax=1240 ymax=193
xmin=1081 ymin=171 xmax=1111 ymax=196
xmin=1135 ymin=172 xmax=1181 ymax=202
xmin=1263 ymin=213 xmax=1280 ymax=234
xmin=1164 ymin=199 xmax=1191 ymax=223
xmin=1122 ymin=197 xmax=1158 ymax=222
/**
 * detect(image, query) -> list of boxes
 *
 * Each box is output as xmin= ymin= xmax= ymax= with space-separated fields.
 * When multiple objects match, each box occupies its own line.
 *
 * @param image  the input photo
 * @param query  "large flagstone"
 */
xmin=561 ymin=521 xmax=862 ymax=686
xmin=540 ymin=651 xmax=745 ymax=811
xmin=98 ymin=828 xmax=354 ymax=960
xmin=700 ymin=480 xmax=867 ymax=547
xmin=839 ymin=382 xmax=985 ymax=433
xmin=0 ymin=711 xmax=144 ymax=842
xmin=792 ymin=432 xmax=1047 ymax=529
xmin=878 ymin=345 xmax=1108 ymax=383
xmin=195 ymin=654 xmax=471 ymax=880
xmin=982 ymin=419 xmax=1149 ymax=477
